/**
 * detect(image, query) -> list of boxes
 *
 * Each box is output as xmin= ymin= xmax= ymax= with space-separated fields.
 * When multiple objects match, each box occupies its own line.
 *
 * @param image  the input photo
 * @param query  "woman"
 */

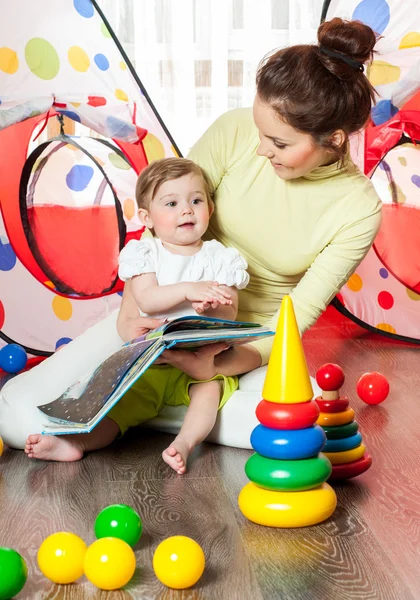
xmin=120 ymin=17 xmax=382 ymax=382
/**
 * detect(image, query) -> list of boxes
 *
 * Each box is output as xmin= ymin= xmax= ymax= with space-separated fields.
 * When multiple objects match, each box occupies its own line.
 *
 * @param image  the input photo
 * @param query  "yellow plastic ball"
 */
xmin=84 ymin=537 xmax=136 ymax=590
xmin=153 ymin=536 xmax=205 ymax=589
xmin=37 ymin=532 xmax=87 ymax=584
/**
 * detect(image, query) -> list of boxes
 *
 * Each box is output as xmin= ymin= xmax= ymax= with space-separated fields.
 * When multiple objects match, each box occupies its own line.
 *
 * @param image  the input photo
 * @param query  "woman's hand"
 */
xmin=117 ymin=313 xmax=165 ymax=343
xmin=155 ymin=342 xmax=229 ymax=380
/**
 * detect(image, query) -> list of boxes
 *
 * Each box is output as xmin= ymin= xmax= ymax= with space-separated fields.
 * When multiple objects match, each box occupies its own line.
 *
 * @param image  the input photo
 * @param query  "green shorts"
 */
xmin=107 ymin=364 xmax=238 ymax=435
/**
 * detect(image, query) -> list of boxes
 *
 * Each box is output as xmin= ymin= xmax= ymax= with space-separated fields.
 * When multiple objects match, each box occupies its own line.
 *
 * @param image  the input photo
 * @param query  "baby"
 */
xmin=117 ymin=157 xmax=249 ymax=473
xmin=25 ymin=157 xmax=249 ymax=471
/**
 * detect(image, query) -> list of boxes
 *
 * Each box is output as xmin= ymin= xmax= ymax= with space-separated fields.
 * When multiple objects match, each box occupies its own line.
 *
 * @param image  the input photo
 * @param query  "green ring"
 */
xmin=323 ymin=421 xmax=359 ymax=439
xmin=245 ymin=453 xmax=332 ymax=491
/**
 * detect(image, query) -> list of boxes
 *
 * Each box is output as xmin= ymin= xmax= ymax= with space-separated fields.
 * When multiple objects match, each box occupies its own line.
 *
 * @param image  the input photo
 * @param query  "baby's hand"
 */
xmin=192 ymin=300 xmax=220 ymax=314
xmin=184 ymin=281 xmax=232 ymax=305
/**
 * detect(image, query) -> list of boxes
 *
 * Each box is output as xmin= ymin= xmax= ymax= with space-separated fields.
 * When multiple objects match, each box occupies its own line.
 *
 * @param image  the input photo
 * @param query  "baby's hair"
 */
xmin=256 ymin=18 xmax=377 ymax=161
xmin=135 ymin=157 xmax=214 ymax=210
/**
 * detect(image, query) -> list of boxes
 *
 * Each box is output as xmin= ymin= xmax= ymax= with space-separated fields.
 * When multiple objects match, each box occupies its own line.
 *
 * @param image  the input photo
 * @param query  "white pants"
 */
xmin=0 ymin=311 xmax=320 ymax=450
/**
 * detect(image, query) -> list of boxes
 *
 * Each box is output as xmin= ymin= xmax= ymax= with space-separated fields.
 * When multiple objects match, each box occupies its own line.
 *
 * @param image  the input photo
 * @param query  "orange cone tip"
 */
xmin=262 ymin=296 xmax=313 ymax=404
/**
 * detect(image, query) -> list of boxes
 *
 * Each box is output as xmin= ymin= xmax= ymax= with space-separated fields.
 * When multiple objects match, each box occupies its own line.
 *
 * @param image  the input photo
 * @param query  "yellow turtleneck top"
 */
xmin=188 ymin=108 xmax=382 ymax=365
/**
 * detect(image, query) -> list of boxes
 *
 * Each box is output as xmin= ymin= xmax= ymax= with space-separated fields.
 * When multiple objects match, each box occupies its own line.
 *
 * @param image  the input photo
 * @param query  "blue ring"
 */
xmin=251 ymin=424 xmax=326 ymax=460
xmin=324 ymin=433 xmax=363 ymax=453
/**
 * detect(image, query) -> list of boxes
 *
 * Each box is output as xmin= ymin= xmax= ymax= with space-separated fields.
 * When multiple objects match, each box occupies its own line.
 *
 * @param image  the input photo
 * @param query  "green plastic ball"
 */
xmin=0 ymin=547 xmax=27 ymax=600
xmin=94 ymin=504 xmax=142 ymax=547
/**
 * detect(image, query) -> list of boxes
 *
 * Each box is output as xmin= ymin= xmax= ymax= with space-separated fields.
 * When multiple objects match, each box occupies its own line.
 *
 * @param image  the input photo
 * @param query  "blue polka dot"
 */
xmin=117 ymin=291 xmax=124 ymax=297
xmin=0 ymin=238 xmax=17 ymax=271
xmin=379 ymin=268 xmax=389 ymax=279
xmin=371 ymin=99 xmax=398 ymax=126
xmin=105 ymin=116 xmax=136 ymax=139
xmin=55 ymin=337 xmax=72 ymax=350
xmin=66 ymin=165 xmax=94 ymax=191
xmin=57 ymin=110 xmax=81 ymax=123
xmin=379 ymin=160 xmax=391 ymax=173
xmin=74 ymin=0 xmax=94 ymax=18
xmin=412 ymin=175 xmax=420 ymax=188
xmin=94 ymin=54 xmax=109 ymax=71
xmin=352 ymin=0 xmax=390 ymax=35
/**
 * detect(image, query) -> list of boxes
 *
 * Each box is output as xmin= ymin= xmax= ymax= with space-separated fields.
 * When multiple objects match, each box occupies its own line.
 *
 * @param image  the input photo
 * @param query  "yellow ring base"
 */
xmin=238 ymin=482 xmax=337 ymax=528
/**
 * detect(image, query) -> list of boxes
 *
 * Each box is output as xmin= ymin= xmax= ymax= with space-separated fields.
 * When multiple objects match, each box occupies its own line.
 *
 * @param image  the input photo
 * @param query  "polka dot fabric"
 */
xmin=326 ymin=1 xmax=420 ymax=125
xmin=0 ymin=0 xmax=179 ymax=152
xmin=340 ymin=249 xmax=420 ymax=340
xmin=0 ymin=0 xmax=180 ymax=354
xmin=0 ymin=207 xmax=122 ymax=355
xmin=326 ymin=0 xmax=420 ymax=342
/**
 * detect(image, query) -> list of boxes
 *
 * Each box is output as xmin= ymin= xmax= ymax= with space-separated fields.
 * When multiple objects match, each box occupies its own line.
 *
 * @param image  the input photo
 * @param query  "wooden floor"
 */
xmin=1 ymin=309 xmax=420 ymax=599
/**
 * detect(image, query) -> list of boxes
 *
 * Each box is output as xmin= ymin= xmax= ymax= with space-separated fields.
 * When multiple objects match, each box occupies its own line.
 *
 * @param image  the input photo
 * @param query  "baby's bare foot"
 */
xmin=162 ymin=437 xmax=192 ymax=475
xmin=25 ymin=434 xmax=83 ymax=462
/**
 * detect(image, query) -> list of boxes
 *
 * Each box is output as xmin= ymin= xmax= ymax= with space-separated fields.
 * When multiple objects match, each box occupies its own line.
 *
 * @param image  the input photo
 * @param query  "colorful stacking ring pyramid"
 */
xmin=238 ymin=296 xmax=337 ymax=528
xmin=315 ymin=363 xmax=372 ymax=481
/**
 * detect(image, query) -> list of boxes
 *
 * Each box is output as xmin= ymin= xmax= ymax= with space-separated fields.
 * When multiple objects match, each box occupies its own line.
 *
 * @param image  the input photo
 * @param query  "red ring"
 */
xmin=315 ymin=397 xmax=349 ymax=413
xmin=256 ymin=399 xmax=320 ymax=430
xmin=328 ymin=453 xmax=372 ymax=481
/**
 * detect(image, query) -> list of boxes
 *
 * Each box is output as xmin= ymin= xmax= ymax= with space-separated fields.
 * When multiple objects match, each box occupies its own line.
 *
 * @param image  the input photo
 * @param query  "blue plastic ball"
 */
xmin=0 ymin=344 xmax=28 ymax=374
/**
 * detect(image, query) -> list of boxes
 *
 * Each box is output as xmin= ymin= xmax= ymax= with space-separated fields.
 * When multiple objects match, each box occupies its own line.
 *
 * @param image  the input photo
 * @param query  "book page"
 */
xmin=38 ymin=338 xmax=157 ymax=426
xmin=164 ymin=326 xmax=273 ymax=342
xmin=147 ymin=316 xmax=259 ymax=338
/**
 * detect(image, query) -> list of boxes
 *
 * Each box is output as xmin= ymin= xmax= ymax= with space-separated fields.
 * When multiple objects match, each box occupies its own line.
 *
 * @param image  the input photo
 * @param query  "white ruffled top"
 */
xmin=118 ymin=237 xmax=250 ymax=319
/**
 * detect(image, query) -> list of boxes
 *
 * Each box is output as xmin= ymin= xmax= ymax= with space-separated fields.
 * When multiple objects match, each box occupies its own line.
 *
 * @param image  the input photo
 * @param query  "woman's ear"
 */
xmin=330 ymin=129 xmax=346 ymax=149
xmin=138 ymin=208 xmax=153 ymax=229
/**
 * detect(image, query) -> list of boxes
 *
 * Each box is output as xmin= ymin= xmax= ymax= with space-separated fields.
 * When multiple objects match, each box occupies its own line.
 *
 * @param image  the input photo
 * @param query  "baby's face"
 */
xmin=142 ymin=173 xmax=212 ymax=248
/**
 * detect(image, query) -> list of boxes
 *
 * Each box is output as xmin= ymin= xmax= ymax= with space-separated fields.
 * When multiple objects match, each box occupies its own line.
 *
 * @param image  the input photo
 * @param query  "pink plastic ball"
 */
xmin=356 ymin=372 xmax=390 ymax=405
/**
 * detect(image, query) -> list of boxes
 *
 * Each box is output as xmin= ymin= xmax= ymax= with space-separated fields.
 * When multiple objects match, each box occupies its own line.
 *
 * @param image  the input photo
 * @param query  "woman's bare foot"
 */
xmin=162 ymin=437 xmax=192 ymax=475
xmin=24 ymin=434 xmax=84 ymax=462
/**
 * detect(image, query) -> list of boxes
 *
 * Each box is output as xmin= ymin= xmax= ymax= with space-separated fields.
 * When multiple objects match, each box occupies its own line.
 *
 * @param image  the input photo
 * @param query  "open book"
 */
xmin=38 ymin=316 xmax=274 ymax=435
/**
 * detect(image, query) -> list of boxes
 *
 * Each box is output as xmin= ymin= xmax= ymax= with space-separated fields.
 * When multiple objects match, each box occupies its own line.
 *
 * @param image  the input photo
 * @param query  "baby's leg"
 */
xmin=24 ymin=417 xmax=120 ymax=462
xmin=162 ymin=380 xmax=221 ymax=474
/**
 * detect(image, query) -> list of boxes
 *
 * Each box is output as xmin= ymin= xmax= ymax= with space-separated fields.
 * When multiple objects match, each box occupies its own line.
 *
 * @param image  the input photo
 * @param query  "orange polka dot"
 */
xmin=44 ymin=281 xmax=55 ymax=288
xmin=0 ymin=47 xmax=19 ymax=74
xmin=123 ymin=198 xmax=136 ymax=220
xmin=346 ymin=274 xmax=363 ymax=292
xmin=52 ymin=296 xmax=73 ymax=321
xmin=376 ymin=323 xmax=397 ymax=335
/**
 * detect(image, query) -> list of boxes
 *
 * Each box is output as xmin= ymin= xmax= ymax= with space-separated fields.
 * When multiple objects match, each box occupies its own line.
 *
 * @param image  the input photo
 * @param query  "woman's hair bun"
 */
xmin=318 ymin=17 xmax=376 ymax=65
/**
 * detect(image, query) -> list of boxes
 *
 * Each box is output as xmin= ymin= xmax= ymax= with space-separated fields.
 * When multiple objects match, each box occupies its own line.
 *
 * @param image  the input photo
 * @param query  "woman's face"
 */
xmin=253 ymin=95 xmax=334 ymax=180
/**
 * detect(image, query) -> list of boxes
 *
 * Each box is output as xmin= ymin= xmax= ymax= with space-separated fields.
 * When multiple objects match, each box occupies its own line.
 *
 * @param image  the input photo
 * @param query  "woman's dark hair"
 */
xmin=256 ymin=18 xmax=377 ymax=161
